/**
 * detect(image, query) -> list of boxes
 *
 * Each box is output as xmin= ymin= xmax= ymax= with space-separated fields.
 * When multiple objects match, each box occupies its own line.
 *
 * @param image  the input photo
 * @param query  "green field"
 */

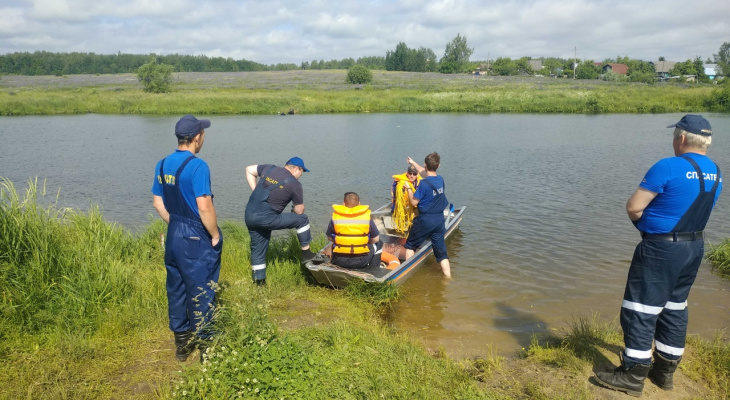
xmin=1 ymin=70 xmax=728 ymax=116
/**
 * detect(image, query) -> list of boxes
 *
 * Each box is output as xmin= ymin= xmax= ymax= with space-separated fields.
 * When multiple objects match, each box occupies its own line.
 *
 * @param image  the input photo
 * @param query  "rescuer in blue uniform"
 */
xmin=404 ymin=152 xmax=451 ymax=277
xmin=152 ymin=114 xmax=222 ymax=362
xmin=244 ymin=157 xmax=316 ymax=285
xmin=596 ymin=115 xmax=722 ymax=396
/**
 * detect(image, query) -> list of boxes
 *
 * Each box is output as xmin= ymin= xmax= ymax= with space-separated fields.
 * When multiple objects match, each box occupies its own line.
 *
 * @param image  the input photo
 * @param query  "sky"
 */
xmin=1 ymin=0 xmax=728 ymax=65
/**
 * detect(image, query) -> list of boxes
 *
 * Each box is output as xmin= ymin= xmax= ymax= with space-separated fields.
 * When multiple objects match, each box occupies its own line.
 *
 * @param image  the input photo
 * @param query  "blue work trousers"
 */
xmin=165 ymin=216 xmax=222 ymax=338
xmin=404 ymin=213 xmax=448 ymax=262
xmin=620 ymin=239 xmax=703 ymax=367
xmin=246 ymin=208 xmax=311 ymax=281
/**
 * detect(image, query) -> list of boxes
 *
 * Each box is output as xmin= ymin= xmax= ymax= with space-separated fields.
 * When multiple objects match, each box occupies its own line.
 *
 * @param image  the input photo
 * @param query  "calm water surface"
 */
xmin=2 ymin=113 xmax=729 ymax=358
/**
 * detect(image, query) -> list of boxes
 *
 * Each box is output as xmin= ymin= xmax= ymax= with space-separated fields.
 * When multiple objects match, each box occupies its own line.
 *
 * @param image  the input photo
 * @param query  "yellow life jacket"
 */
xmin=332 ymin=204 xmax=371 ymax=254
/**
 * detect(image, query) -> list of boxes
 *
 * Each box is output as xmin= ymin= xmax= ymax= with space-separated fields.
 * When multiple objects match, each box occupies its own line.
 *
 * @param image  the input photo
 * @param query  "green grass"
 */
xmin=0 ymin=177 xmax=488 ymax=399
xmin=2 ymin=177 xmax=729 ymax=399
xmin=0 ymin=70 xmax=722 ymax=115
xmin=684 ymin=333 xmax=730 ymax=397
xmin=707 ymin=239 xmax=730 ymax=278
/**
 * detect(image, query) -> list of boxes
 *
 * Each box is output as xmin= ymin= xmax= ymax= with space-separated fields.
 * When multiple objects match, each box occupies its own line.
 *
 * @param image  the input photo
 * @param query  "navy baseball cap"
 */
xmin=286 ymin=156 xmax=309 ymax=172
xmin=407 ymin=165 xmax=418 ymax=173
xmin=667 ymin=114 xmax=712 ymax=136
xmin=175 ymin=114 xmax=211 ymax=139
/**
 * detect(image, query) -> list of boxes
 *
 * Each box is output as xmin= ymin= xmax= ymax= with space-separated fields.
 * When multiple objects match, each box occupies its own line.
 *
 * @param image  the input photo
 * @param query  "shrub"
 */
xmin=136 ymin=58 xmax=174 ymax=93
xmin=600 ymin=70 xmax=627 ymax=82
xmin=438 ymin=60 xmax=461 ymax=74
xmin=629 ymin=71 xmax=656 ymax=84
xmin=345 ymin=64 xmax=372 ymax=84
xmin=704 ymin=85 xmax=730 ymax=111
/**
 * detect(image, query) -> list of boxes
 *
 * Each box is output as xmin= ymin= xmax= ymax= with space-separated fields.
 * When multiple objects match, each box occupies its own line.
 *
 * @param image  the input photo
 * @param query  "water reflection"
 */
xmin=493 ymin=302 xmax=552 ymax=350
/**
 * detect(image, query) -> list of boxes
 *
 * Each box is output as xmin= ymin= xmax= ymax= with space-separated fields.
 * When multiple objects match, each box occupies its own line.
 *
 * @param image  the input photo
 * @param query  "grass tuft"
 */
xmin=707 ymin=239 xmax=730 ymax=278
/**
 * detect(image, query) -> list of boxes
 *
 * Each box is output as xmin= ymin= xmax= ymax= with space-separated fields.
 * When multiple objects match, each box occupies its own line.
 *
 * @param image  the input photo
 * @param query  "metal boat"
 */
xmin=304 ymin=204 xmax=465 ymax=288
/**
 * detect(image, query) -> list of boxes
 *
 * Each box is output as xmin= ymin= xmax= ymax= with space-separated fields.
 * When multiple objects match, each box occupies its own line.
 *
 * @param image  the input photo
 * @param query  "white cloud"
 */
xmin=0 ymin=0 xmax=728 ymax=64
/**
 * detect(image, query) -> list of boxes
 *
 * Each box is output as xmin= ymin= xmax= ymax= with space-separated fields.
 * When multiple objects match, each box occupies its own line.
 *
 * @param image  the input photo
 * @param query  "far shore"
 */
xmin=0 ymin=70 xmax=719 ymax=116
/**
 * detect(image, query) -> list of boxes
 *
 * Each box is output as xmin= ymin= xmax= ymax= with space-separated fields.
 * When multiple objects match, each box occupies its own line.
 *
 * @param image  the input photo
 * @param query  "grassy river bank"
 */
xmin=2 ymin=71 xmax=730 ymax=398
xmin=0 ymin=70 xmax=727 ymax=115
xmin=2 ymin=178 xmax=729 ymax=399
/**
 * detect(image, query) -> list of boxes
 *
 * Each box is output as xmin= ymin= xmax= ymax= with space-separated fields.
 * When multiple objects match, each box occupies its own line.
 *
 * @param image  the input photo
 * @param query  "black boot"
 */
xmin=174 ymin=331 xmax=195 ymax=361
xmin=300 ymin=248 xmax=316 ymax=264
xmin=595 ymin=354 xmax=651 ymax=397
xmin=648 ymin=352 xmax=680 ymax=390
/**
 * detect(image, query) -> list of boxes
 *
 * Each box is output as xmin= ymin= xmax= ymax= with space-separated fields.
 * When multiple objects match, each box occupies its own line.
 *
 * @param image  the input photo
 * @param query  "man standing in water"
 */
xmin=404 ymin=152 xmax=451 ymax=277
xmin=152 ymin=114 xmax=222 ymax=362
xmin=244 ymin=157 xmax=317 ymax=285
xmin=595 ymin=115 xmax=722 ymax=396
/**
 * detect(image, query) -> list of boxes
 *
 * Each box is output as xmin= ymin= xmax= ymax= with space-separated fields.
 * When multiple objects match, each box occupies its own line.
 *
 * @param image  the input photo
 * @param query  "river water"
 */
xmin=2 ymin=113 xmax=729 ymax=358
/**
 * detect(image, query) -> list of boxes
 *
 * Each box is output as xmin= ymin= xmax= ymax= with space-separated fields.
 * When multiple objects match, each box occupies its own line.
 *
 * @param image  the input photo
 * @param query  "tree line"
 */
xmin=0 ymin=51 xmax=273 ymax=76
xmin=2 ymin=40 xmax=728 ymax=80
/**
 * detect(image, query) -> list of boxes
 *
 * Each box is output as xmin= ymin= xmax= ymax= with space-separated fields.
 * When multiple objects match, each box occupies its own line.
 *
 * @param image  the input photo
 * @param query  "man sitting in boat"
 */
xmin=326 ymin=192 xmax=383 ymax=269
xmin=390 ymin=165 xmax=421 ymax=235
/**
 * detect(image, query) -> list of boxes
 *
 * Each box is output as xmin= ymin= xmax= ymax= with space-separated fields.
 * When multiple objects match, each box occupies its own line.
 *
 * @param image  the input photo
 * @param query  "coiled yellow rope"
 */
xmin=392 ymin=180 xmax=417 ymax=235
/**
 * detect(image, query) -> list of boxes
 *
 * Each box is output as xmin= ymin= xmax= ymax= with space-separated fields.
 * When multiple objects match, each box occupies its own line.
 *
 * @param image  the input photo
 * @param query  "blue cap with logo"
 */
xmin=175 ymin=114 xmax=211 ymax=139
xmin=667 ymin=114 xmax=712 ymax=136
xmin=286 ymin=156 xmax=309 ymax=172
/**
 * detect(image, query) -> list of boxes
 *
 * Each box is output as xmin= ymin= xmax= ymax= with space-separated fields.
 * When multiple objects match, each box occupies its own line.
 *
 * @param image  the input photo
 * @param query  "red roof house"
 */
xmin=602 ymin=63 xmax=628 ymax=75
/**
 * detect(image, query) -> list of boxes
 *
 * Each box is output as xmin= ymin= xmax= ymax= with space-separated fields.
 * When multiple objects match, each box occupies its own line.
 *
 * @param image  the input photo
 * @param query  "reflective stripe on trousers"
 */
xmin=244 ymin=166 xmax=310 ymax=281
xmin=621 ymin=157 xmax=718 ymax=366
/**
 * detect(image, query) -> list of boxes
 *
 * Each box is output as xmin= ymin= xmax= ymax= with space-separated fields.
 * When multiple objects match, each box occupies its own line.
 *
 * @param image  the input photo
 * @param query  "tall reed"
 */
xmin=0 ymin=178 xmax=164 ymax=338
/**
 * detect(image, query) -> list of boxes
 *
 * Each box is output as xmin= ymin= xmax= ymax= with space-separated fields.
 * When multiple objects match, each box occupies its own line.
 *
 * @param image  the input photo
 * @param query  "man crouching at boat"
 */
xmin=404 ymin=153 xmax=451 ymax=278
xmin=325 ymin=192 xmax=383 ymax=269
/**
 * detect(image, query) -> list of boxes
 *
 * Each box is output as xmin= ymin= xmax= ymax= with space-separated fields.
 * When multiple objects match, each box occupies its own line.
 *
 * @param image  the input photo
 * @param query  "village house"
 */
xmin=704 ymin=63 xmax=721 ymax=80
xmin=601 ymin=63 xmax=628 ymax=75
xmin=652 ymin=60 xmax=676 ymax=79
xmin=528 ymin=59 xmax=543 ymax=73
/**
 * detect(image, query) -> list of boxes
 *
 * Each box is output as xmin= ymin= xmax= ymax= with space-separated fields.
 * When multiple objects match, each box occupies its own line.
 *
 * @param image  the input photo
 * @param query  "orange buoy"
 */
xmin=380 ymin=251 xmax=401 ymax=270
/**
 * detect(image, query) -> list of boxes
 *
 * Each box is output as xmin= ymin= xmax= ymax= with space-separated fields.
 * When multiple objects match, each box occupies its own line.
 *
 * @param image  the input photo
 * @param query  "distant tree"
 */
xmin=542 ymin=57 xmax=567 ymax=76
xmin=338 ymin=58 xmax=356 ymax=69
xmin=385 ymin=43 xmax=437 ymax=72
xmin=659 ymin=56 xmax=666 ymax=61
xmin=515 ymin=57 xmax=533 ymax=75
xmin=669 ymin=59 xmax=698 ymax=77
xmin=356 ymin=56 xmax=386 ymax=69
xmin=136 ymin=58 xmax=174 ymax=93
xmin=714 ymin=42 xmax=730 ymax=77
xmin=491 ymin=57 xmax=517 ymax=76
xmin=345 ymin=64 xmax=373 ymax=84
xmin=439 ymin=34 xmax=473 ymax=73
xmin=385 ymin=42 xmax=409 ymax=71
xmin=575 ymin=60 xmax=599 ymax=79
xmin=423 ymin=48 xmax=438 ymax=72
xmin=625 ymin=59 xmax=655 ymax=76
xmin=693 ymin=56 xmax=710 ymax=82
